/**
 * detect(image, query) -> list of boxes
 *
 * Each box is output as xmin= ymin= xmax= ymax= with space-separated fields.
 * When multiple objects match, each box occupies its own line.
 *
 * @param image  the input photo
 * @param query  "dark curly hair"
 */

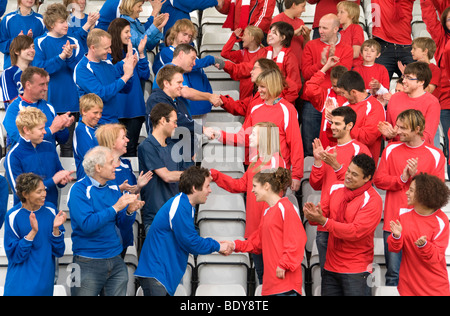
xmin=15 ymin=173 xmax=43 ymax=203
xmin=412 ymin=173 xmax=450 ymax=211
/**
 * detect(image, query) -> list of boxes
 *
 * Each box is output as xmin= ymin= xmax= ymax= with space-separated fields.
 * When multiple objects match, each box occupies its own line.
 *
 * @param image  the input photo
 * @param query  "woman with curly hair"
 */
xmin=388 ymin=173 xmax=450 ymax=296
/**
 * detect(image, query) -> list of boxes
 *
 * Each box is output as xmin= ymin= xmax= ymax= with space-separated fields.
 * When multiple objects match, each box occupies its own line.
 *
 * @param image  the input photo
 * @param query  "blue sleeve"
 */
xmin=4 ymin=150 xmax=22 ymax=197
xmin=137 ymin=54 xmax=151 ymax=80
xmin=192 ymin=55 xmax=215 ymax=70
xmin=3 ymin=102 xmax=21 ymax=145
xmin=170 ymin=0 xmax=218 ymax=13
xmin=0 ymin=16 xmax=12 ymax=55
xmin=73 ymin=125 xmax=98 ymax=160
xmin=4 ymin=212 xmax=34 ymax=264
xmin=0 ymin=69 xmax=19 ymax=103
xmin=33 ymin=37 xmax=67 ymax=75
xmin=0 ymin=176 xmax=8 ymax=229
xmin=97 ymin=0 xmax=121 ymax=31
xmin=51 ymin=227 xmax=66 ymax=258
xmin=74 ymin=60 xmax=126 ymax=102
xmin=129 ymin=22 xmax=163 ymax=53
xmin=0 ymin=0 xmax=6 ymax=17
xmin=172 ymin=202 xmax=220 ymax=255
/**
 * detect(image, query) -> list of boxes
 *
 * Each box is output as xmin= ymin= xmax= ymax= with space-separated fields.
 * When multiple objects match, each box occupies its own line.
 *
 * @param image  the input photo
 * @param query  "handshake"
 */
xmin=218 ymin=240 xmax=235 ymax=256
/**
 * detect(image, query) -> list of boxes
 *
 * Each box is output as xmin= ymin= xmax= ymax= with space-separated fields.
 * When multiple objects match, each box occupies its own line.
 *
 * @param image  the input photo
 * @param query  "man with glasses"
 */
xmin=378 ymin=61 xmax=440 ymax=146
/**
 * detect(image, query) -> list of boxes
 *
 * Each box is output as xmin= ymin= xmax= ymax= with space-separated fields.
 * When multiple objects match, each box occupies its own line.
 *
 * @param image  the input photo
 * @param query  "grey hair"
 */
xmin=82 ymin=146 xmax=112 ymax=178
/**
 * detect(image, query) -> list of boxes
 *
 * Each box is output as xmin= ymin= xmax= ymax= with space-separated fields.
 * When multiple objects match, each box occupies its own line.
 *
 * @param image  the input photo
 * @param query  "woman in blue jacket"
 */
xmin=4 ymin=173 xmax=66 ymax=296
xmin=107 ymin=17 xmax=151 ymax=156
xmin=119 ymin=0 xmax=168 ymax=54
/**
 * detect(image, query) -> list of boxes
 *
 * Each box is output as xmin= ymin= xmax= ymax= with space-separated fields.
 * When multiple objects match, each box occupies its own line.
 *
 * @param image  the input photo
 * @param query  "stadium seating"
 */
xmin=0 ymin=0 xmax=448 ymax=298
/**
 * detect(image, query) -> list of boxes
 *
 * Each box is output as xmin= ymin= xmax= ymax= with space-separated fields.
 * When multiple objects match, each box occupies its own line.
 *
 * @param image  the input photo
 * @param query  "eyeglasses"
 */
xmin=401 ymin=75 xmax=418 ymax=81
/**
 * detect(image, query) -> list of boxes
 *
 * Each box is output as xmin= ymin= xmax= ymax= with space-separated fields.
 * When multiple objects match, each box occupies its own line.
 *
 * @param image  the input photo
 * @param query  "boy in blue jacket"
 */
xmin=135 ymin=165 xmax=230 ymax=296
xmin=5 ymin=107 xmax=74 ymax=207
xmin=34 ymin=3 xmax=86 ymax=156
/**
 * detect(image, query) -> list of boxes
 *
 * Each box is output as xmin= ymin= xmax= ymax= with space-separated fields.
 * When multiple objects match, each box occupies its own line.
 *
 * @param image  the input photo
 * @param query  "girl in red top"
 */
xmin=388 ymin=173 xmax=450 ymax=296
xmin=211 ymin=121 xmax=286 ymax=283
xmin=336 ymin=1 xmax=364 ymax=68
xmin=227 ymin=167 xmax=307 ymax=296
xmin=222 ymin=21 xmax=302 ymax=97
xmin=218 ymin=67 xmax=304 ymax=191
xmin=221 ymin=26 xmax=266 ymax=99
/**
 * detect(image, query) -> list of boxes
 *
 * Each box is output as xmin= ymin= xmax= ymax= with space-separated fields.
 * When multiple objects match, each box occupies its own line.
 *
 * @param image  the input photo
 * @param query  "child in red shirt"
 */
xmin=336 ymin=0 xmax=364 ymax=68
xmin=272 ymin=0 xmax=311 ymax=74
xmin=410 ymin=37 xmax=441 ymax=99
xmin=221 ymin=26 xmax=266 ymax=99
xmin=353 ymin=39 xmax=390 ymax=96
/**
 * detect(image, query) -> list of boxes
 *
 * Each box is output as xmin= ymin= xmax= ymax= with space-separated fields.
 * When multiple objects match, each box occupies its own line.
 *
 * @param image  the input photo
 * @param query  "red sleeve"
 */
xmin=283 ymin=51 xmax=302 ymax=94
xmin=282 ymin=77 xmax=301 ymax=104
xmin=221 ymin=33 xmax=245 ymax=63
xmin=284 ymin=101 xmax=304 ymax=180
xmin=223 ymin=59 xmax=253 ymax=80
xmin=220 ymin=94 xmax=252 ymax=117
xmin=249 ymin=0 xmax=276 ymax=33
xmin=234 ymin=222 xmax=263 ymax=254
xmin=422 ymin=94 xmax=441 ymax=145
xmin=350 ymin=24 xmax=365 ymax=46
xmin=302 ymin=70 xmax=328 ymax=111
xmin=429 ymin=64 xmax=441 ymax=88
xmin=387 ymin=232 xmax=403 ymax=253
xmin=373 ymin=145 xmax=409 ymax=191
xmin=420 ymin=0 xmax=446 ymax=62
xmin=350 ymin=99 xmax=385 ymax=147
xmin=418 ymin=214 xmax=449 ymax=264
xmin=210 ymin=168 xmax=248 ymax=193
xmin=379 ymin=64 xmax=390 ymax=92
xmin=301 ymin=40 xmax=323 ymax=82
xmin=278 ymin=201 xmax=306 ymax=272
xmin=309 ymin=164 xmax=325 ymax=191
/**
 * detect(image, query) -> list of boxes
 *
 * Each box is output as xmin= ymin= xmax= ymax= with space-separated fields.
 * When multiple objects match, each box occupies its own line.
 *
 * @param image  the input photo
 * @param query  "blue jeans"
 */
xmin=315 ymin=231 xmax=329 ymax=275
xmin=138 ymin=277 xmax=168 ymax=296
xmin=440 ymin=110 xmax=450 ymax=179
xmin=383 ymin=231 xmax=402 ymax=286
xmin=301 ymin=101 xmax=322 ymax=157
xmin=71 ymin=255 xmax=129 ymax=296
xmin=374 ymin=37 xmax=414 ymax=80
xmin=321 ymin=270 xmax=371 ymax=296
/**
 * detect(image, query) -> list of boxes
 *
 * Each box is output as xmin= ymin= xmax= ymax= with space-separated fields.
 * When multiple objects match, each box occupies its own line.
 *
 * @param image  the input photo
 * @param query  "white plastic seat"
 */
xmin=195 ymin=283 xmax=246 ymax=296
xmin=197 ymin=213 xmax=246 ymax=238
xmin=196 ymin=252 xmax=250 ymax=292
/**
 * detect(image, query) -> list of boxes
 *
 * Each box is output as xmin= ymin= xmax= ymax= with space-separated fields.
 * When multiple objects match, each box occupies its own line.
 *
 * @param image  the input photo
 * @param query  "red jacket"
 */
xmin=388 ymin=208 xmax=450 ymax=296
xmin=234 ymin=197 xmax=306 ymax=295
xmin=325 ymin=95 xmax=385 ymax=165
xmin=301 ymin=37 xmax=353 ymax=88
xmin=386 ymin=91 xmax=440 ymax=144
xmin=218 ymin=0 xmax=276 ymax=34
xmin=371 ymin=0 xmax=415 ymax=45
xmin=317 ymin=182 xmax=383 ymax=274
xmin=220 ymin=34 xmax=267 ymax=100
xmin=224 ymin=46 xmax=302 ymax=96
xmin=373 ymin=141 xmax=445 ymax=231
xmin=220 ymin=97 xmax=304 ymax=181
xmin=302 ymin=70 xmax=348 ymax=149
